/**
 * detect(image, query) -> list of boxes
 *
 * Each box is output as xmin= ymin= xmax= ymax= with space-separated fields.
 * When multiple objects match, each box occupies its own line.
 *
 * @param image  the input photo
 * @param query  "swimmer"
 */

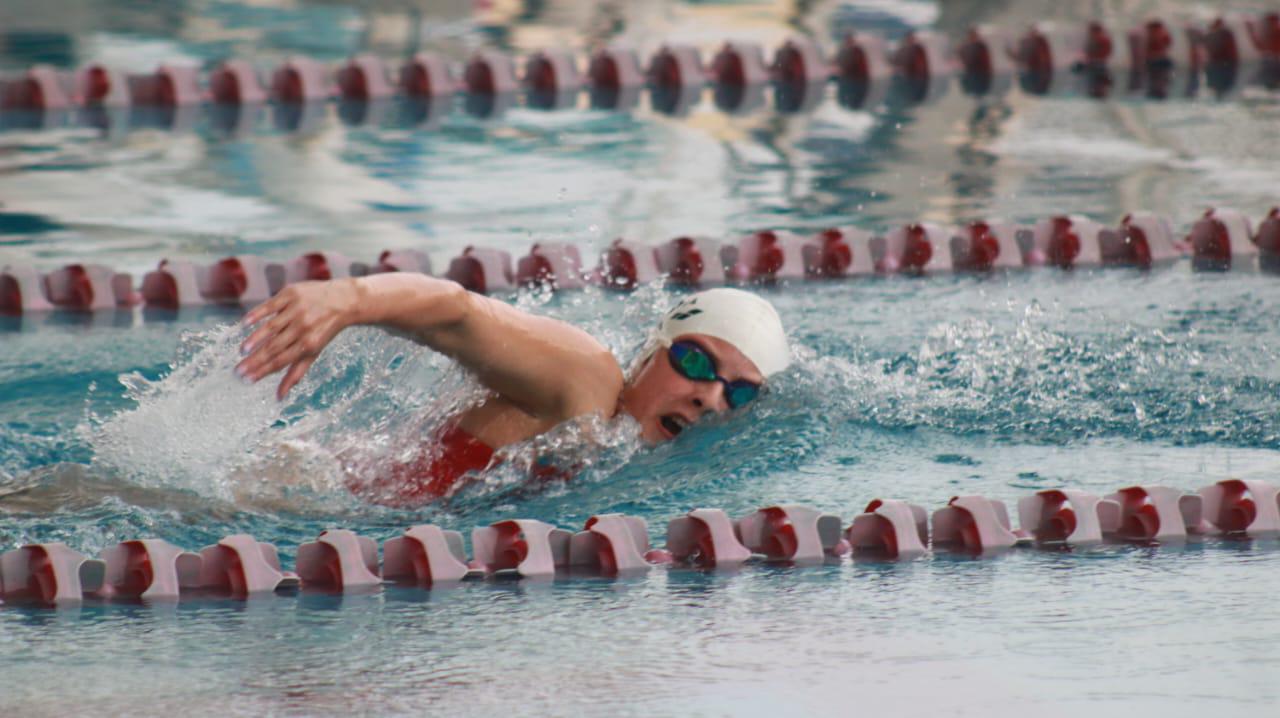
xmin=236 ymin=275 xmax=789 ymax=505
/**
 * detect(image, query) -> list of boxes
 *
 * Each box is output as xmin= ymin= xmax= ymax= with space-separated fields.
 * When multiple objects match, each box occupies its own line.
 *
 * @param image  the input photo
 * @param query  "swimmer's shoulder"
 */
xmin=558 ymin=331 xmax=625 ymax=418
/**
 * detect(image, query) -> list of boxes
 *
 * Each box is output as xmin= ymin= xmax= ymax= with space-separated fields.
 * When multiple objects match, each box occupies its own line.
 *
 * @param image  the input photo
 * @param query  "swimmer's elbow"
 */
xmin=373 ymin=276 xmax=472 ymax=345
xmin=432 ymin=278 xmax=473 ymax=327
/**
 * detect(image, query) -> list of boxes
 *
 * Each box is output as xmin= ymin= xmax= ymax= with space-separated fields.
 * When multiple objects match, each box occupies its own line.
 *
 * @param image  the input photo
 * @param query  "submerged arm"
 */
xmin=236 ymin=274 xmax=621 ymax=418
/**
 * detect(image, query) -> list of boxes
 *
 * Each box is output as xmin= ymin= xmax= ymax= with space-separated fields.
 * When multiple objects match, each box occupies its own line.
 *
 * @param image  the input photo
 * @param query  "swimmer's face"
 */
xmin=620 ymin=333 xmax=765 ymax=444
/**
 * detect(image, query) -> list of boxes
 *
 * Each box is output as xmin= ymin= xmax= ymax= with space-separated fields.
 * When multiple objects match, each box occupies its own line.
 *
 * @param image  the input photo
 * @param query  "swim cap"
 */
xmin=655 ymin=288 xmax=790 ymax=377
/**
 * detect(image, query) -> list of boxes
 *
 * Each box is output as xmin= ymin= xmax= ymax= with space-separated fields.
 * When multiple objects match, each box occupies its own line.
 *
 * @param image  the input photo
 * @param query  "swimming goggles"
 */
xmin=667 ymin=340 xmax=762 ymax=409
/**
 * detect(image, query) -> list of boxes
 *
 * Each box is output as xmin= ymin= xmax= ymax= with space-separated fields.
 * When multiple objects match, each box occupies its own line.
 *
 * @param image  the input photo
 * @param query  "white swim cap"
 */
xmin=654 ymin=288 xmax=790 ymax=377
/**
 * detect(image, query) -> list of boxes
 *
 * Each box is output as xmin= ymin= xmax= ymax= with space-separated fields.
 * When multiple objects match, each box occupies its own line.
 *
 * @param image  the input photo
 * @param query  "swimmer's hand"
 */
xmin=237 ymin=280 xmax=359 ymax=400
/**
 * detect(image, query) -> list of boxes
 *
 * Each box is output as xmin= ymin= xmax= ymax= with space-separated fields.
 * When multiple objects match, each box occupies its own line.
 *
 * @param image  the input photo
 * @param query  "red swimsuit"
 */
xmin=346 ymin=424 xmax=575 ymax=508
xmin=347 ymin=424 xmax=496 ymax=507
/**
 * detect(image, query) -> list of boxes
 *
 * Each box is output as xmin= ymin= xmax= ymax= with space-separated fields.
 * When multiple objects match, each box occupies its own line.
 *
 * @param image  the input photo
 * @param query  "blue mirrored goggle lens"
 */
xmin=669 ymin=341 xmax=762 ymax=410
xmin=724 ymin=382 xmax=760 ymax=409
xmin=669 ymin=342 xmax=716 ymax=381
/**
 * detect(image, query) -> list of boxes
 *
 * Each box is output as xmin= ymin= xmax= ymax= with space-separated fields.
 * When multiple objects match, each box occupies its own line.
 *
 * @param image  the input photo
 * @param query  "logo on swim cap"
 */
xmin=657 ymin=288 xmax=790 ymax=377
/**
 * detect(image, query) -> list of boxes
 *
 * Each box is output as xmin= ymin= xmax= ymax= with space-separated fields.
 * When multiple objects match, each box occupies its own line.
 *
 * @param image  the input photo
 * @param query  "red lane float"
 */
xmin=336 ymin=55 xmax=395 ymax=101
xmin=1102 ymin=486 xmax=1202 ymax=542
xmin=1012 ymin=22 xmax=1086 ymax=95
xmin=648 ymin=44 xmax=706 ymax=115
xmin=141 ymin=260 xmax=207 ymax=308
xmin=516 ymin=242 xmax=585 ymax=289
xmin=0 ymin=65 xmax=73 ymax=111
xmin=1256 ymin=207 xmax=1280 ymax=271
xmin=76 ymin=64 xmax=130 ymax=107
xmin=445 ymin=246 xmax=515 ymax=294
xmin=724 ymin=230 xmax=809 ymax=282
xmin=0 ymin=265 xmax=55 ymax=313
xmin=294 ymin=529 xmax=382 ymax=590
xmin=272 ymin=57 xmax=333 ymax=103
xmin=1016 ymin=490 xmax=1121 ymax=546
xmin=709 ymin=42 xmax=769 ymax=87
xmin=931 ymin=495 xmax=1029 ymax=553
xmin=524 ymin=50 xmax=582 ymax=110
xmin=464 ymin=50 xmax=518 ymax=95
xmin=209 ymin=60 xmax=268 ymax=105
xmin=956 ymin=25 xmax=1015 ymax=96
xmin=97 ymin=538 xmax=202 ymax=601
xmin=873 ymin=223 xmax=953 ymax=274
xmin=648 ymin=45 xmax=706 ymax=92
xmin=1204 ymin=15 xmax=1262 ymax=74
xmin=372 ymin=249 xmax=432 ymax=275
xmin=834 ymin=32 xmax=891 ymax=110
xmin=382 ymin=524 xmax=475 ymax=584
xmin=1023 ymin=215 xmax=1106 ymax=269
xmin=1128 ymin=18 xmax=1200 ymax=72
xmin=601 ymin=238 xmax=661 ymax=290
xmin=198 ymin=534 xmax=299 ymax=596
xmin=471 ymin=519 xmax=572 ymax=578
xmin=655 ymin=236 xmax=728 ymax=286
xmin=772 ymin=37 xmax=829 ymax=85
xmin=735 ymin=505 xmax=847 ymax=563
xmin=1187 ymin=207 xmax=1257 ymax=271
xmin=665 ymin=508 xmax=753 ymax=567
xmin=804 ymin=227 xmax=874 ymax=278
xmin=0 ymin=543 xmax=106 ymax=605
xmin=1196 ymin=480 xmax=1280 ymax=537
xmin=1099 ymin=212 xmax=1184 ymax=268
xmin=127 ymin=65 xmax=202 ymax=106
xmin=950 ymin=221 xmax=1024 ymax=271
xmin=890 ymin=31 xmax=952 ymax=104
xmin=586 ymin=46 xmax=644 ymax=110
xmin=284 ymin=251 xmax=359 ymax=284
xmin=44 ymin=264 xmax=138 ymax=310
xmin=210 ymin=255 xmax=284 ymax=303
xmin=710 ymin=42 xmax=769 ymax=114
xmin=399 ymin=52 xmax=456 ymax=97
xmin=567 ymin=514 xmax=657 ymax=574
xmin=845 ymin=499 xmax=929 ymax=559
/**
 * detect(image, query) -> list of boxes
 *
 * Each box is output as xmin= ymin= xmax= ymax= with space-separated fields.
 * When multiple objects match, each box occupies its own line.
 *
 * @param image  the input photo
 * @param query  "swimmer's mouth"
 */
xmin=659 ymin=414 xmax=689 ymax=438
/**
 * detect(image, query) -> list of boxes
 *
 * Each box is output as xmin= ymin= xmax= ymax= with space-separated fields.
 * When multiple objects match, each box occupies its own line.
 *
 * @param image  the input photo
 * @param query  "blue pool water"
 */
xmin=3 ymin=1 xmax=1280 ymax=716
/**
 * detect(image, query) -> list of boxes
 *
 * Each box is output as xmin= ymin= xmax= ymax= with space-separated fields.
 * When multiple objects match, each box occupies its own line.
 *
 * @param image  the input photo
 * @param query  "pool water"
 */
xmin=3 ymin=1 xmax=1280 ymax=716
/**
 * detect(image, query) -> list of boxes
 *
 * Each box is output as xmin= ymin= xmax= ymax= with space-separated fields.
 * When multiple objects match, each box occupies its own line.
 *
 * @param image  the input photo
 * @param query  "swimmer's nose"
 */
xmin=689 ymin=381 xmax=729 ymax=414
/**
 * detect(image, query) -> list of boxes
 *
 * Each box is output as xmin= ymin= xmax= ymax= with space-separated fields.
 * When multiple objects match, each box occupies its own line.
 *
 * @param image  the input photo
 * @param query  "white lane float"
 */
xmin=198 ymin=534 xmax=300 ymax=596
xmin=294 ymin=529 xmax=383 ymax=590
xmin=931 ymin=495 xmax=1029 ymax=553
xmin=97 ymin=538 xmax=202 ymax=601
xmin=734 ymin=505 xmax=848 ymax=564
xmin=568 ymin=514 xmax=660 ymax=574
xmin=845 ymin=499 xmax=930 ymax=559
xmin=665 ymin=508 xmax=753 ymax=567
xmin=382 ymin=524 xmax=477 ymax=584
xmin=471 ymin=519 xmax=572 ymax=578
xmin=0 ymin=543 xmax=106 ymax=605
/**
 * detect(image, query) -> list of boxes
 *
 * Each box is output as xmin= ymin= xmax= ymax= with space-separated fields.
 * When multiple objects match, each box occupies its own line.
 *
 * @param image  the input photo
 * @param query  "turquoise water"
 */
xmin=3 ymin=1 xmax=1280 ymax=716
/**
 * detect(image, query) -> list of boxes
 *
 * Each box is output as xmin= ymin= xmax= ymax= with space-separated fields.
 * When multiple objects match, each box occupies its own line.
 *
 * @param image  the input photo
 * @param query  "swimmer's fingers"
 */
xmin=238 ymin=324 xmax=306 ymax=383
xmin=277 ymin=356 xmax=316 ymax=400
xmin=242 ymin=292 xmax=291 ymax=328
xmin=240 ymin=308 xmax=298 ymax=359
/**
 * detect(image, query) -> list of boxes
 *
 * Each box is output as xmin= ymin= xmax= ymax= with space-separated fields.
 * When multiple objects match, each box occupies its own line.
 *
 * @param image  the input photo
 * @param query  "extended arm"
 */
xmin=236 ymin=274 xmax=622 ymax=419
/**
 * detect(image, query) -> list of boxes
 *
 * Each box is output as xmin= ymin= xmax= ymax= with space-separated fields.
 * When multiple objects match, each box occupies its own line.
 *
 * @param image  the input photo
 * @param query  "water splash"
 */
xmin=76 ymin=288 xmax=673 ymax=517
